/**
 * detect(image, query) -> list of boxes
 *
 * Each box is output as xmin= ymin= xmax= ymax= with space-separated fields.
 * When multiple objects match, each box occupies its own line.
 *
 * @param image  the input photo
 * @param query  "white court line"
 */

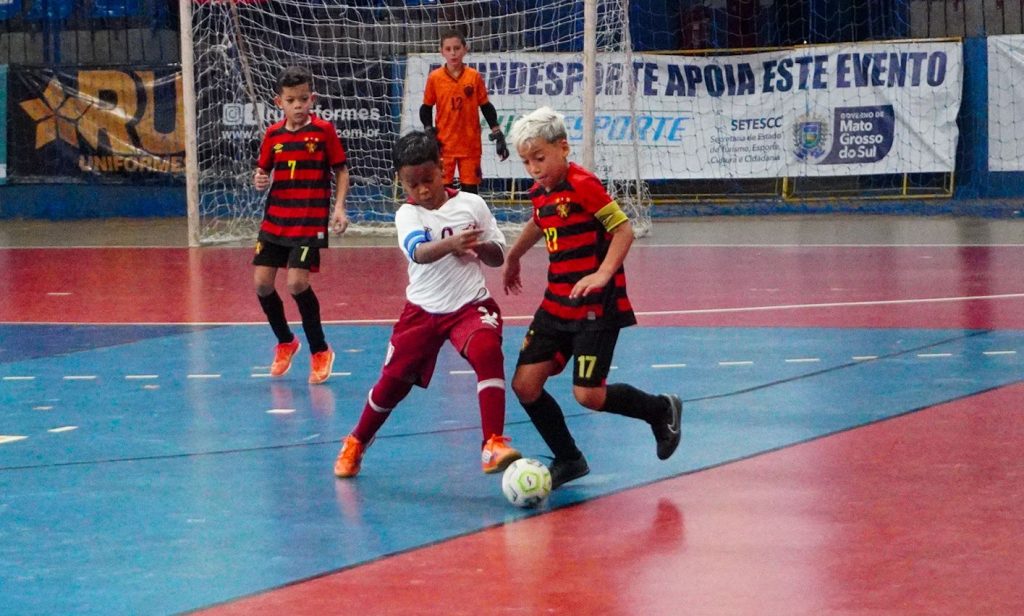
xmin=125 ymin=374 xmax=159 ymax=380
xmin=918 ymin=353 xmax=953 ymax=358
xmin=636 ymin=242 xmax=1024 ymax=248
xmin=6 ymin=291 xmax=1024 ymax=326
xmin=12 ymin=288 xmax=1019 ymax=323
xmin=983 ymin=350 xmax=1017 ymax=356
xmin=785 ymin=358 xmax=821 ymax=363
xmin=652 ymin=363 xmax=687 ymax=369
xmin=852 ymin=356 xmax=879 ymax=361
xmin=47 ymin=426 xmax=78 ymax=433
xmin=3 ymin=376 xmax=35 ymax=381
xmin=637 ymin=293 xmax=1024 ymax=318
xmin=46 ymin=292 xmax=72 ymax=296
xmin=187 ymin=374 xmax=221 ymax=379
xmin=719 ymin=360 xmax=754 ymax=366
xmin=0 ymin=435 xmax=28 ymax=444
xmin=266 ymin=409 xmax=295 ymax=415
xmin=449 ymin=370 xmax=475 ymax=375
xmin=63 ymin=375 xmax=97 ymax=381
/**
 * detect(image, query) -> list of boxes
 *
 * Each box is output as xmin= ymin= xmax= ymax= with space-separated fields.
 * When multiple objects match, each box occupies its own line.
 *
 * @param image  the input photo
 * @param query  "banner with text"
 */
xmin=402 ymin=40 xmax=962 ymax=180
xmin=987 ymin=35 xmax=1024 ymax=172
xmin=6 ymin=67 xmax=184 ymax=183
xmin=204 ymin=61 xmax=395 ymax=185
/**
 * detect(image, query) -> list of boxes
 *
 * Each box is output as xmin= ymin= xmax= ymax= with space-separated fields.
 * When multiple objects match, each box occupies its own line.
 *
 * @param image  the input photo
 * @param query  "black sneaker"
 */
xmin=653 ymin=394 xmax=683 ymax=460
xmin=549 ymin=454 xmax=590 ymax=489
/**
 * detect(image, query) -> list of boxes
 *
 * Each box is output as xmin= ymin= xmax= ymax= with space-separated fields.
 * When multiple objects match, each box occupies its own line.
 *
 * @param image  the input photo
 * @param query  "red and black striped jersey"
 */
xmin=257 ymin=115 xmax=346 ymax=247
xmin=527 ymin=163 xmax=636 ymax=332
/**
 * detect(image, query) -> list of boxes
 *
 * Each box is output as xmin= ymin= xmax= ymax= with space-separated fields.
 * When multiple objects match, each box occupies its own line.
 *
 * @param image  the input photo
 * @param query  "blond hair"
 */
xmin=508 ymin=106 xmax=568 ymax=150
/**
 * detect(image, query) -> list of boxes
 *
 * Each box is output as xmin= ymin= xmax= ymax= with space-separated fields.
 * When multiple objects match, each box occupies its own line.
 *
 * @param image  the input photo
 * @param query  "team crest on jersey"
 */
xmin=463 ymin=85 xmax=474 ymax=98
xmin=273 ymin=143 xmax=284 ymax=153
xmin=254 ymin=240 xmax=262 ymax=255
xmin=305 ymin=137 xmax=319 ymax=153
xmin=555 ymin=197 xmax=572 ymax=219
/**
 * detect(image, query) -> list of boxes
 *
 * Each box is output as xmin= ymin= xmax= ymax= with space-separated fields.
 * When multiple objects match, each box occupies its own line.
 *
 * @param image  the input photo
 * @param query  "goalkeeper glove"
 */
xmin=490 ymin=130 xmax=509 ymax=161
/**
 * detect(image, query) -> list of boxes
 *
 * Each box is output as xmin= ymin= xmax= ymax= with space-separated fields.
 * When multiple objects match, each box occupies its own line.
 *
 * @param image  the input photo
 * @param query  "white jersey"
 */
xmin=394 ymin=191 xmax=506 ymax=314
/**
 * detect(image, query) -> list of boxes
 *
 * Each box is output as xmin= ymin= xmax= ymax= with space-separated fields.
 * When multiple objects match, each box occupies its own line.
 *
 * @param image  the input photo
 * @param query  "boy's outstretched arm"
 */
xmin=412 ymin=227 xmax=485 ymax=264
xmin=569 ymin=219 xmax=633 ymax=300
xmin=473 ymin=240 xmax=505 ymax=268
xmin=503 ymin=219 xmax=543 ymax=295
xmin=331 ymin=165 xmax=350 ymax=234
xmin=254 ymin=167 xmax=270 ymax=191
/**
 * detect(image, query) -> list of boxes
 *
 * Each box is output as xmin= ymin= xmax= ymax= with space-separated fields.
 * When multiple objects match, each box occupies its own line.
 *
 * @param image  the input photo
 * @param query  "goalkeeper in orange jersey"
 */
xmin=420 ymin=28 xmax=509 ymax=194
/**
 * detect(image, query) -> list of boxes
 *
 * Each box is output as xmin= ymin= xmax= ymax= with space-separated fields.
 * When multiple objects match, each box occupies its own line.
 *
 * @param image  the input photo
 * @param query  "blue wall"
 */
xmin=0 ymin=185 xmax=184 ymax=219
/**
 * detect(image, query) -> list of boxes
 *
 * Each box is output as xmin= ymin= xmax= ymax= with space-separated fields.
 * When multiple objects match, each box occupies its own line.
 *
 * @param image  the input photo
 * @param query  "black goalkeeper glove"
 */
xmin=490 ymin=130 xmax=509 ymax=161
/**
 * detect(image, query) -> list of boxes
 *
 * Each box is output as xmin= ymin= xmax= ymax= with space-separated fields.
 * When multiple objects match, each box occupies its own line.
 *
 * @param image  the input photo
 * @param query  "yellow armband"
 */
xmin=596 ymin=200 xmax=629 ymax=232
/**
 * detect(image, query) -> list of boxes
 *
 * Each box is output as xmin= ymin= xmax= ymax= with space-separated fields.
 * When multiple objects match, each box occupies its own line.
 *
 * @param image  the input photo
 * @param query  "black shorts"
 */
xmin=252 ymin=240 xmax=321 ymax=272
xmin=516 ymin=324 xmax=620 ymax=387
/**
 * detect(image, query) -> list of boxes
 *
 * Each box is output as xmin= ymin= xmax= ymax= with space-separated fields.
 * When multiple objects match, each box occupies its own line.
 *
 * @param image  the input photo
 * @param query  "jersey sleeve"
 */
xmin=395 ymin=204 xmax=428 ymax=263
xmin=475 ymin=71 xmax=490 ymax=105
xmin=256 ymin=128 xmax=275 ymax=171
xmin=576 ymin=173 xmax=614 ymax=214
xmin=576 ymin=173 xmax=628 ymax=232
xmin=324 ymin=125 xmax=347 ymax=167
xmin=423 ymin=71 xmax=438 ymax=106
xmin=472 ymin=196 xmax=506 ymax=249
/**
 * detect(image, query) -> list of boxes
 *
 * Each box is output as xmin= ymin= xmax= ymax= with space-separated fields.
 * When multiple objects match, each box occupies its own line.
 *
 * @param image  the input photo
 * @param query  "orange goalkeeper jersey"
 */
xmin=423 ymin=65 xmax=489 ymax=158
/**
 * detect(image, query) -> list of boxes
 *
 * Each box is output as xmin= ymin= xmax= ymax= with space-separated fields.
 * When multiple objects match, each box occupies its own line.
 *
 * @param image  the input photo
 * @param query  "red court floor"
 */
xmin=1 ymin=215 xmax=1023 ymax=615
xmin=199 ymin=384 xmax=1024 ymax=616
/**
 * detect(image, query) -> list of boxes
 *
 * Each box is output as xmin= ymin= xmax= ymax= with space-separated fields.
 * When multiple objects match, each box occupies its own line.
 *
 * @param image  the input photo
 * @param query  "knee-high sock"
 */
xmin=464 ymin=332 xmax=505 ymax=443
xmin=292 ymin=287 xmax=328 ymax=354
xmin=521 ymin=389 xmax=581 ymax=460
xmin=258 ymin=291 xmax=293 ymax=344
xmin=351 ymin=373 xmax=413 ymax=444
xmin=600 ymin=383 xmax=667 ymax=424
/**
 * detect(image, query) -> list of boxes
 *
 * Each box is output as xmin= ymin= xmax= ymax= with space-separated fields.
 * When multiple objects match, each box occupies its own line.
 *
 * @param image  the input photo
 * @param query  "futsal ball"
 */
xmin=502 ymin=458 xmax=552 ymax=508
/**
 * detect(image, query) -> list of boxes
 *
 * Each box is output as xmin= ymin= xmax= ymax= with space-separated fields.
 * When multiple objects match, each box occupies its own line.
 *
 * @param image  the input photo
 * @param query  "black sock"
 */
xmin=460 ymin=184 xmax=479 ymax=194
xmin=258 ymin=291 xmax=293 ymax=344
xmin=292 ymin=287 xmax=328 ymax=354
xmin=600 ymin=383 xmax=667 ymax=424
xmin=521 ymin=390 xmax=581 ymax=460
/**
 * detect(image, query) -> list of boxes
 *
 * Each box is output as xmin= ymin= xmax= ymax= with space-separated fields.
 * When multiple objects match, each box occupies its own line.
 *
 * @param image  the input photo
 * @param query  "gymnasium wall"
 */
xmin=0 ymin=1 xmax=1022 ymax=220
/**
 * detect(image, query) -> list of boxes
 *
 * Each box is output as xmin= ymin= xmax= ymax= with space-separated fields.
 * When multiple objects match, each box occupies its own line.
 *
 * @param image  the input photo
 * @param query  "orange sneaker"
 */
xmin=308 ymin=347 xmax=335 ymax=384
xmin=269 ymin=339 xmax=300 ymax=377
xmin=334 ymin=434 xmax=369 ymax=478
xmin=481 ymin=434 xmax=522 ymax=474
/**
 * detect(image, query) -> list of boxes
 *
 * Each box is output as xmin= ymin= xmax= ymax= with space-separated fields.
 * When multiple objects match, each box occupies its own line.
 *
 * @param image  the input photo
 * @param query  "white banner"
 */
xmin=402 ymin=41 xmax=962 ymax=180
xmin=987 ymin=35 xmax=1024 ymax=172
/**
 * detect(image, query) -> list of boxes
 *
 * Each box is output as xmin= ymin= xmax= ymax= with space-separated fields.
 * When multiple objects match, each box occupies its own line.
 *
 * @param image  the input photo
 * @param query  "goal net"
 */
xmin=185 ymin=0 xmax=652 ymax=245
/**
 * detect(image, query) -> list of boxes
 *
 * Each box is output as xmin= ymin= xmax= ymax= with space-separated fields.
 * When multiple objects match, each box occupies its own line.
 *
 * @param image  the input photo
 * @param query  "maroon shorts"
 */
xmin=381 ymin=297 xmax=503 ymax=387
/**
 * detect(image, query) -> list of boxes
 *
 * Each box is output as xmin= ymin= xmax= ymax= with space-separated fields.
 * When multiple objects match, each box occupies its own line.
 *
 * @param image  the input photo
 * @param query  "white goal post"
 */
xmin=181 ymin=0 xmax=651 ymax=246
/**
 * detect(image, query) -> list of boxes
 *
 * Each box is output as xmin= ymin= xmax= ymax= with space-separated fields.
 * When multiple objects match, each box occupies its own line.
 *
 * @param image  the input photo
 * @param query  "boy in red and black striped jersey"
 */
xmin=502 ymin=106 xmax=682 ymax=489
xmin=252 ymin=66 xmax=349 ymax=384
